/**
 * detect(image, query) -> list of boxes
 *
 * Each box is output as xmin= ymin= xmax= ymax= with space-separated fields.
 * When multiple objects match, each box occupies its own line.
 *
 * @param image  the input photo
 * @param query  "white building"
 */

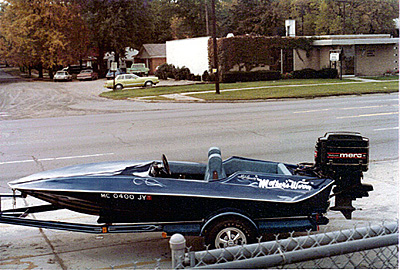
xmin=166 ymin=36 xmax=210 ymax=76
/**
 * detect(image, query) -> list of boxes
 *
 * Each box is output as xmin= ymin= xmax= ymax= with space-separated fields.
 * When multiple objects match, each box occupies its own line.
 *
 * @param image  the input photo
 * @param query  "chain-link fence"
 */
xmin=171 ymin=221 xmax=398 ymax=269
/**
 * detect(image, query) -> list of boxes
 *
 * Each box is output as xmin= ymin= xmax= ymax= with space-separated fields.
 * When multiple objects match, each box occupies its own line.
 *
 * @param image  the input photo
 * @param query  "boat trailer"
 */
xmin=0 ymin=192 xmax=323 ymax=237
xmin=0 ymin=193 xmax=165 ymax=234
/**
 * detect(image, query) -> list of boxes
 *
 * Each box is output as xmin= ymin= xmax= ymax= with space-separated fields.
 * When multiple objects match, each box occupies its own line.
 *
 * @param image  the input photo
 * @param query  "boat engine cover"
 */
xmin=315 ymin=132 xmax=369 ymax=174
xmin=314 ymin=132 xmax=372 ymax=219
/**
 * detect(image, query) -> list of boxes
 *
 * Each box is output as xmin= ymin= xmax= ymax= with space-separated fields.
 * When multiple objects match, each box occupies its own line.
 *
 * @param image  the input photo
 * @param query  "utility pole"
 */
xmin=338 ymin=0 xmax=347 ymax=80
xmin=211 ymin=0 xmax=220 ymax=94
xmin=205 ymin=0 xmax=209 ymax=36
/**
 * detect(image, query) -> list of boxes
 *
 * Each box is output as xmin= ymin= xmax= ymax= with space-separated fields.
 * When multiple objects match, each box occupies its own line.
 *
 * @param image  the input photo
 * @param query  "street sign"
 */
xmin=330 ymin=52 xmax=340 ymax=62
xmin=111 ymin=62 xmax=118 ymax=71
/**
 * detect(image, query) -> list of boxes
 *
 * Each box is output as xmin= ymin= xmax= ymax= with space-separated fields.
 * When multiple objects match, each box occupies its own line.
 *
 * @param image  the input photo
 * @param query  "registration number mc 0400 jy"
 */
xmin=100 ymin=193 xmax=152 ymax=200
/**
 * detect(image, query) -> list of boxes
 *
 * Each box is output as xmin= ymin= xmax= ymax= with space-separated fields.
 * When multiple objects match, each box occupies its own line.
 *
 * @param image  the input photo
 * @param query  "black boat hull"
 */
xmin=22 ymin=184 xmax=333 ymax=224
xmin=10 ymin=157 xmax=335 ymax=225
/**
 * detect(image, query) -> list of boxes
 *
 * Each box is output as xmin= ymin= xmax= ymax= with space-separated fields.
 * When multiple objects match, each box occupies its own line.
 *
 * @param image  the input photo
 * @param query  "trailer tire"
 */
xmin=204 ymin=218 xmax=256 ymax=249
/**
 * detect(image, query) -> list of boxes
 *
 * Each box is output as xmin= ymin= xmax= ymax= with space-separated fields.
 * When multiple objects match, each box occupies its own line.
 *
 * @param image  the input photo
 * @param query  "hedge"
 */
xmin=222 ymin=70 xmax=281 ymax=83
xmin=291 ymin=68 xmax=338 ymax=79
xmin=318 ymin=68 xmax=339 ymax=79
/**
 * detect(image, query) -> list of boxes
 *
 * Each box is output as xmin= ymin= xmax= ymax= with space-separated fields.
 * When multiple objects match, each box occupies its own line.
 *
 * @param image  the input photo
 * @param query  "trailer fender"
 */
xmin=200 ymin=211 xmax=258 ymax=236
xmin=201 ymin=212 xmax=259 ymax=248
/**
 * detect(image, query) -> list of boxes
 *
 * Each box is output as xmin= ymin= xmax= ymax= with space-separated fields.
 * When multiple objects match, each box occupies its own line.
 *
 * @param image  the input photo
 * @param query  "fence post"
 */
xmin=170 ymin=233 xmax=186 ymax=269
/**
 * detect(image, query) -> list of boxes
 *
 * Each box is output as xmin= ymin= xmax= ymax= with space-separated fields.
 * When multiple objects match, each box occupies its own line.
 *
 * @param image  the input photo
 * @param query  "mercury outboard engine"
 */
xmin=314 ymin=132 xmax=373 ymax=219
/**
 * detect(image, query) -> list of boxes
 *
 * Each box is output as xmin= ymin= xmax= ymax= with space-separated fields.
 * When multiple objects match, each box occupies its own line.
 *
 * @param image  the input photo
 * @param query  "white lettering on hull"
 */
xmin=238 ymin=174 xmax=313 ymax=191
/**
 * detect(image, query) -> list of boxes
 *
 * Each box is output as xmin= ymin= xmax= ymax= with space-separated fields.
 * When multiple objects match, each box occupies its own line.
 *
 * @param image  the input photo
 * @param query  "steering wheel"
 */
xmin=162 ymin=154 xmax=171 ymax=176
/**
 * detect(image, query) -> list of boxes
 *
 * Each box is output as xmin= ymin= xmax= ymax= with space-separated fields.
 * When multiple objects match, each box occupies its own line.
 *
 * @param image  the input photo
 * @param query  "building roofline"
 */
xmin=313 ymin=38 xmax=399 ymax=46
xmin=299 ymin=34 xmax=399 ymax=46
xmin=306 ymin=34 xmax=392 ymax=39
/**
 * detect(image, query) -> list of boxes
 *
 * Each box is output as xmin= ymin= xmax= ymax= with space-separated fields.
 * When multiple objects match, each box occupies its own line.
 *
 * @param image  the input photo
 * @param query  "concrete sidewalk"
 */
xmin=345 ymin=76 xmax=381 ymax=82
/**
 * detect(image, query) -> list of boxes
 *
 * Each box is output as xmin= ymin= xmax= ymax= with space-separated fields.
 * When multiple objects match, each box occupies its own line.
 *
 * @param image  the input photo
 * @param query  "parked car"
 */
xmin=77 ymin=69 xmax=98 ymax=81
xmin=63 ymin=65 xmax=88 ymax=75
xmin=106 ymin=68 xmax=125 ymax=80
xmin=54 ymin=71 xmax=72 ymax=82
xmin=104 ymin=74 xmax=159 ymax=90
xmin=126 ymin=63 xmax=149 ymax=76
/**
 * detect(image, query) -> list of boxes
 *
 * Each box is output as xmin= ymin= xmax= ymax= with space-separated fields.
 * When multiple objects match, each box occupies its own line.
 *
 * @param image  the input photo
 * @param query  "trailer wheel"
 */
xmin=205 ymin=218 xmax=256 ymax=249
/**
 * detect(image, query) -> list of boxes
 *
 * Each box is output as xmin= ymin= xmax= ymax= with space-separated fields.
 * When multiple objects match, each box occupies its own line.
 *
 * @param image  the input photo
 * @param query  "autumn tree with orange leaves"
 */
xmin=0 ymin=0 xmax=89 ymax=78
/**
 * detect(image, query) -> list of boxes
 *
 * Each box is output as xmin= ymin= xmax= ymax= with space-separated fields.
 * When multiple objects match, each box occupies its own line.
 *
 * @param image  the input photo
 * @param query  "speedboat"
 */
xmin=3 ymin=132 xmax=373 ymax=248
xmin=8 ymin=154 xmax=335 ymax=224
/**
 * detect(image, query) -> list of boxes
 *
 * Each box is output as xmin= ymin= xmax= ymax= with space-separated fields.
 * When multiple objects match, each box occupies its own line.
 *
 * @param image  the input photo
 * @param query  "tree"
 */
xmin=220 ymin=0 xmax=399 ymax=36
xmin=80 ymin=0 xmax=154 ymax=75
xmin=346 ymin=0 xmax=399 ymax=34
xmin=0 ymin=0 xmax=89 ymax=78
xmin=228 ymin=0 xmax=264 ymax=35
xmin=171 ymin=0 xmax=209 ymax=38
xmin=221 ymin=0 xmax=291 ymax=37
xmin=148 ymin=0 xmax=175 ymax=42
xmin=314 ymin=0 xmax=342 ymax=35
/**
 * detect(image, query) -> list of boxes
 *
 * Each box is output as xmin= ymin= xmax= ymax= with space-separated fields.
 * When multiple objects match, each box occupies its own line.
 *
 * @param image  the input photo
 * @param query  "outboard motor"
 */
xmin=314 ymin=132 xmax=373 ymax=219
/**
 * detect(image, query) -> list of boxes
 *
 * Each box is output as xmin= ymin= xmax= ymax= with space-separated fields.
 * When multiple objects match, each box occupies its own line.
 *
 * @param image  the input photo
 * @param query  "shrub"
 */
xmin=202 ymin=70 xmax=211 ymax=81
xmin=282 ymin=72 xmax=293 ymax=80
xmin=155 ymin=63 xmax=176 ymax=80
xmin=173 ymin=66 xmax=191 ymax=80
xmin=291 ymin=68 xmax=338 ymax=79
xmin=155 ymin=64 xmax=196 ymax=80
xmin=221 ymin=70 xmax=281 ymax=83
xmin=193 ymin=75 xmax=202 ymax=81
xmin=291 ymin=68 xmax=319 ymax=79
xmin=318 ymin=68 xmax=338 ymax=79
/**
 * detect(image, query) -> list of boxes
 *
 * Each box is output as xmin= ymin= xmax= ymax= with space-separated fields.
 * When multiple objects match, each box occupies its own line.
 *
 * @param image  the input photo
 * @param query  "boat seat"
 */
xmin=223 ymin=157 xmax=292 ymax=176
xmin=205 ymin=147 xmax=226 ymax=181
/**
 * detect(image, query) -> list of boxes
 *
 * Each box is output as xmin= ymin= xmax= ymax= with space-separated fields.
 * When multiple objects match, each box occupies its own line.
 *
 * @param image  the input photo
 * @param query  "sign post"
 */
xmin=329 ymin=50 xmax=342 ymax=80
xmin=111 ymin=62 xmax=118 ymax=90
xmin=211 ymin=0 xmax=220 ymax=94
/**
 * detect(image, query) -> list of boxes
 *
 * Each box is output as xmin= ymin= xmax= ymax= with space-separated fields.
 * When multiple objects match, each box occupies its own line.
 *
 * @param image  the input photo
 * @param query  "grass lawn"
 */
xmin=100 ymin=77 xmax=398 ymax=101
xmin=193 ymin=80 xmax=398 ymax=100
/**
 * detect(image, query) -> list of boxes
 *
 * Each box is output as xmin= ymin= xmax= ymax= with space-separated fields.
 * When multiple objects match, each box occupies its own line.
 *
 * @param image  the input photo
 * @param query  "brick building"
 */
xmin=294 ymin=34 xmax=399 ymax=76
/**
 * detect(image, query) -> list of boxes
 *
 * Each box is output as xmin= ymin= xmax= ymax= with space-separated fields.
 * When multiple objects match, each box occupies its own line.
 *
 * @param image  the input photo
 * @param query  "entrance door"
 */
xmin=342 ymin=46 xmax=355 ymax=75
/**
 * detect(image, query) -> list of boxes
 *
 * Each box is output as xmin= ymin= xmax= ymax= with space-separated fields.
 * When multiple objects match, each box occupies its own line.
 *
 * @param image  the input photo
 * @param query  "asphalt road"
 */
xmin=0 ymin=91 xmax=398 ymax=192
xmin=0 ymin=72 xmax=398 ymax=269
